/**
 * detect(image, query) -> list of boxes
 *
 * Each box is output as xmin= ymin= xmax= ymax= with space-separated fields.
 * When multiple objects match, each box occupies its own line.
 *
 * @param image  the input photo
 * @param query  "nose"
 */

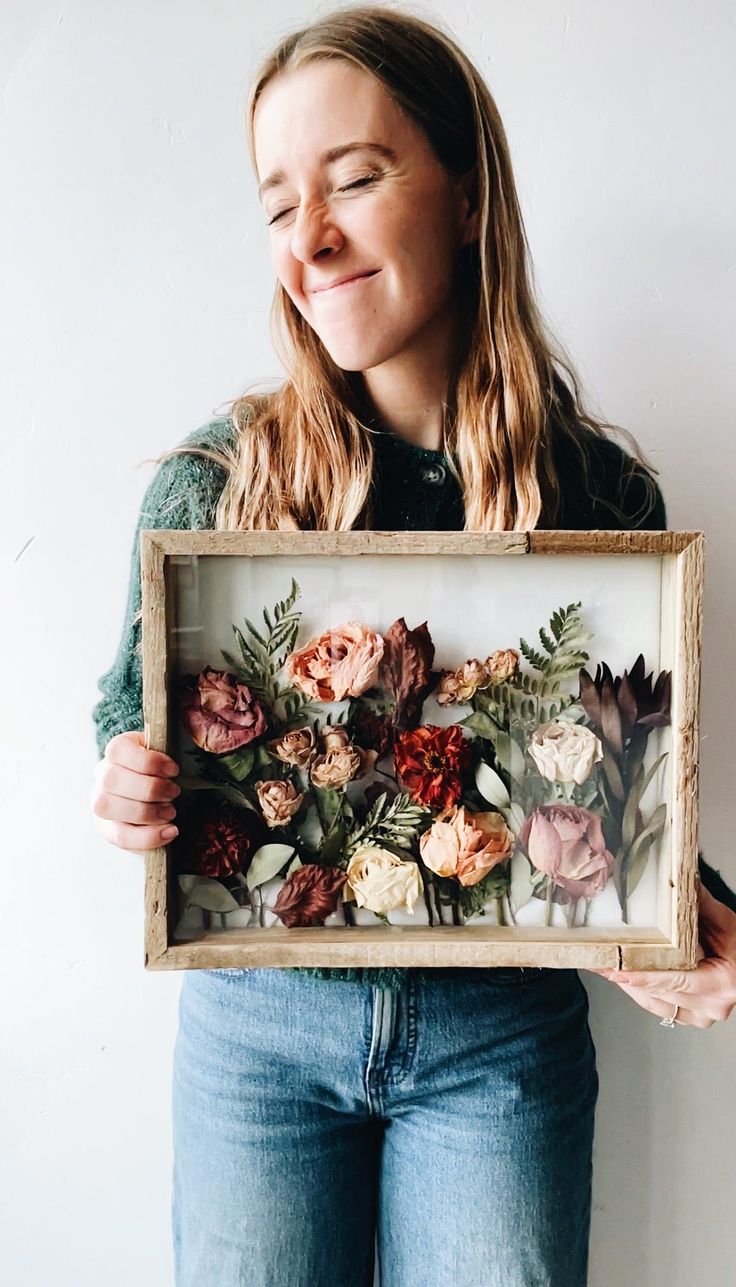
xmin=289 ymin=200 xmax=344 ymax=265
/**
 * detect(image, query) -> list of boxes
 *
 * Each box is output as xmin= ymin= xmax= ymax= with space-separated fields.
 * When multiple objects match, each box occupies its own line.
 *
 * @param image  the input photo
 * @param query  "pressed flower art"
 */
xmin=167 ymin=578 xmax=672 ymax=938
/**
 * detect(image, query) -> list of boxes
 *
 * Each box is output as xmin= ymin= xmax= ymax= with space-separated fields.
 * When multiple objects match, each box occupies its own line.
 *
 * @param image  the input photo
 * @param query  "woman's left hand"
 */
xmin=586 ymin=882 xmax=736 ymax=1028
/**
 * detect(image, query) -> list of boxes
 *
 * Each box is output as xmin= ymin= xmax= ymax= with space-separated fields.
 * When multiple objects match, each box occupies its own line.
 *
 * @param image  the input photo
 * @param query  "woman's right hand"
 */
xmin=91 ymin=730 xmax=181 ymax=852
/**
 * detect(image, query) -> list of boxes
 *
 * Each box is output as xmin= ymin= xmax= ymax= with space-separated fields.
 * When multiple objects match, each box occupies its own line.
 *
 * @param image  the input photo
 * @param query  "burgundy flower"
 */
xmin=174 ymin=797 xmax=266 ymax=880
xmin=379 ymin=616 xmax=436 ymax=729
xmin=272 ymin=864 xmax=348 ymax=927
xmin=393 ymin=723 xmax=472 ymax=810
xmin=351 ymin=706 xmax=395 ymax=758
xmin=178 ymin=667 xmax=267 ymax=754
xmin=579 ymin=655 xmax=671 ymax=755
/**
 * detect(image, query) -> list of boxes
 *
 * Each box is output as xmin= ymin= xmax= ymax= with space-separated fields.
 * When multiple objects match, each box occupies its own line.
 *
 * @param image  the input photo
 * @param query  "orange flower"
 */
xmin=285 ymin=621 xmax=384 ymax=702
xmin=393 ymin=723 xmax=471 ymax=810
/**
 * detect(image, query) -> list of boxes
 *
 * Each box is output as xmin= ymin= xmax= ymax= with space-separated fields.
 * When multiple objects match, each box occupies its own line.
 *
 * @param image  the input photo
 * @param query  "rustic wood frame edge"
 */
xmin=139 ymin=528 xmax=704 ymax=972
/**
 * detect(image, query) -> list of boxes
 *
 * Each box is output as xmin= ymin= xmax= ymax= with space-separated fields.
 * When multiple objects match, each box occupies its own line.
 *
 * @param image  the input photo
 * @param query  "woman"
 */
xmin=91 ymin=7 xmax=736 ymax=1285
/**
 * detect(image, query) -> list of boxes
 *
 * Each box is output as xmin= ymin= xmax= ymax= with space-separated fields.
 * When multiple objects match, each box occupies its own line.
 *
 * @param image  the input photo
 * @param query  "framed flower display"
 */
xmin=139 ymin=529 xmax=703 ymax=973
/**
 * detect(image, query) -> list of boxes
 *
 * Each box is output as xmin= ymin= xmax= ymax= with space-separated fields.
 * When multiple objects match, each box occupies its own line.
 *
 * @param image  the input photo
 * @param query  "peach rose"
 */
xmin=255 ymin=779 xmax=304 ymax=828
xmin=419 ymin=806 xmax=515 ymax=886
xmin=267 ymin=725 xmax=316 ymax=768
xmin=483 ymin=649 xmax=520 ymax=684
xmin=310 ymin=746 xmax=363 ymax=790
xmin=285 ymin=622 xmax=384 ymax=702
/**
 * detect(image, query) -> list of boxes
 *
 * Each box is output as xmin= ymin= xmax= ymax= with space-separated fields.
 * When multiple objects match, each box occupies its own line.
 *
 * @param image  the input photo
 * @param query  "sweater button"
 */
xmin=421 ymin=462 xmax=446 ymax=485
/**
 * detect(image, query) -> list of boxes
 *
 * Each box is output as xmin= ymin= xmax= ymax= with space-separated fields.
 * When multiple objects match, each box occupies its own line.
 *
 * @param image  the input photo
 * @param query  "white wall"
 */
xmin=3 ymin=2 xmax=734 ymax=1283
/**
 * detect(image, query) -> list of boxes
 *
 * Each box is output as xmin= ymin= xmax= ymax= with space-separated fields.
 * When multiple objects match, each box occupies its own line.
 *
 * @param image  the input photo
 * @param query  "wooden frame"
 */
xmin=140 ymin=529 xmax=703 ymax=973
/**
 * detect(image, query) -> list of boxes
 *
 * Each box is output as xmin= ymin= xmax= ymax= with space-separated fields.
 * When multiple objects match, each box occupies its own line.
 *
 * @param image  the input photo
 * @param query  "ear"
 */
xmin=456 ymin=163 xmax=481 ymax=247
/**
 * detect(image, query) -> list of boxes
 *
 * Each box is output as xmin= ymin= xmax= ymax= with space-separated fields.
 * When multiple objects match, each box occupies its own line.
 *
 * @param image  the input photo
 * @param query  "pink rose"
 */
xmin=519 ymin=805 xmax=615 ymax=900
xmin=178 ymin=667 xmax=267 ymax=754
xmin=284 ymin=622 xmax=384 ymax=702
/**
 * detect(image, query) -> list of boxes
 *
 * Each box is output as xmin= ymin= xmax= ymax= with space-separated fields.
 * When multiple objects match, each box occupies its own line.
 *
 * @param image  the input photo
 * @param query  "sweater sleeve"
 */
xmin=91 ymin=444 xmax=228 ymax=759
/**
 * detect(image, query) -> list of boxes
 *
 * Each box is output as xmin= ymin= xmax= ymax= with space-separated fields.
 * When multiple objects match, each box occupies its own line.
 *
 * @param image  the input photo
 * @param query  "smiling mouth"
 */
xmin=313 ymin=270 xmax=380 ymax=293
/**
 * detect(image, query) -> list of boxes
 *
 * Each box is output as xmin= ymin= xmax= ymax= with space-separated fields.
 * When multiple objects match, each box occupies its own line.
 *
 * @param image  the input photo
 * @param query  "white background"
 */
xmin=2 ymin=2 xmax=735 ymax=1283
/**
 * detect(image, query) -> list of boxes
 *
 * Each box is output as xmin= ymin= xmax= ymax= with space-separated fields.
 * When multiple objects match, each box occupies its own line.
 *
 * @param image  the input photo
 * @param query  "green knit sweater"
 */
xmin=92 ymin=413 xmax=731 ymax=989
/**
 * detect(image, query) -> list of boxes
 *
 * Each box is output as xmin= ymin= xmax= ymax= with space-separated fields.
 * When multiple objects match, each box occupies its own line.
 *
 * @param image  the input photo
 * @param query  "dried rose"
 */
xmin=310 ymin=746 xmax=363 ymax=789
xmin=174 ymin=797 xmax=266 ymax=880
xmin=285 ymin=622 xmax=384 ymax=701
xmin=528 ymin=720 xmax=603 ymax=786
xmin=267 ymin=725 xmax=316 ymax=768
xmin=379 ymin=616 xmax=436 ymax=729
xmin=419 ymin=806 xmax=515 ymax=885
xmin=178 ymin=667 xmax=267 ymax=754
xmin=255 ymin=779 xmax=304 ymax=828
xmin=519 ymin=805 xmax=615 ymax=901
xmin=435 ymin=671 xmax=463 ymax=706
xmin=272 ymin=864 xmax=347 ymax=927
xmin=483 ymin=649 xmax=520 ymax=684
xmin=393 ymin=723 xmax=472 ymax=810
xmin=320 ymin=725 xmax=351 ymax=752
xmin=344 ymin=845 xmax=424 ymax=916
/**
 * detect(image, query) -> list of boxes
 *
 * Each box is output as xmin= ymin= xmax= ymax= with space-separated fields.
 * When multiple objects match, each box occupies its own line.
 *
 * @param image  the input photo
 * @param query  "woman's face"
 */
xmin=252 ymin=59 xmax=478 ymax=373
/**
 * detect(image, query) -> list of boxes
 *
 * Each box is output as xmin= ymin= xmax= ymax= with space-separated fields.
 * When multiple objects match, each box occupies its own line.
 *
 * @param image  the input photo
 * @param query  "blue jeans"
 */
xmin=172 ymin=967 xmax=598 ymax=1287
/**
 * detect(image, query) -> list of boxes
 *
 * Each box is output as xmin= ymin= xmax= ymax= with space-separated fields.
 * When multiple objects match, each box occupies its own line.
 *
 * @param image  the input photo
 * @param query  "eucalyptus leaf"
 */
xmin=177 ymin=875 xmax=240 ymax=913
xmin=475 ymin=760 xmax=510 ymax=809
xmin=509 ymin=853 xmax=535 ymax=911
xmin=494 ymin=731 xmax=527 ymax=781
xmin=621 ymin=752 xmax=668 ymax=850
xmin=501 ymin=801 xmax=526 ymax=836
xmin=246 ymin=843 xmax=296 ymax=891
xmin=286 ymin=854 xmax=303 ymax=876
xmin=624 ymin=804 xmax=667 ymax=897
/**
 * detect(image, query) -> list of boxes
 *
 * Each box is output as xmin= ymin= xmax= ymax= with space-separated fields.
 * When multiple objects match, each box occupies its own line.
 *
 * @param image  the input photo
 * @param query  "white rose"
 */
xmin=344 ymin=844 xmax=424 ymax=916
xmin=528 ymin=720 xmax=603 ymax=786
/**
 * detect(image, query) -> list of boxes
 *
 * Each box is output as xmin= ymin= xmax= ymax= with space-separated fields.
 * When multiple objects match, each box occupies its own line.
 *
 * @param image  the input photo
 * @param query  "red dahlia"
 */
xmin=393 ymin=723 xmax=471 ymax=810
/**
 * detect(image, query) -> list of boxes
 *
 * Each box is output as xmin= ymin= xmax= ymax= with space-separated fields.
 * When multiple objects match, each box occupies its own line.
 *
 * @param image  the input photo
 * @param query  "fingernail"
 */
xmin=162 ymin=826 xmax=178 ymax=840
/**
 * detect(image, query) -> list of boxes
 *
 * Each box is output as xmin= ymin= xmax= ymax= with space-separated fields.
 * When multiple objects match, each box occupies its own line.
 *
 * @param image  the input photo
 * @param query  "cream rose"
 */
xmin=255 ymin=779 xmax=304 ymax=828
xmin=528 ymin=720 xmax=603 ymax=786
xmin=344 ymin=845 xmax=424 ymax=915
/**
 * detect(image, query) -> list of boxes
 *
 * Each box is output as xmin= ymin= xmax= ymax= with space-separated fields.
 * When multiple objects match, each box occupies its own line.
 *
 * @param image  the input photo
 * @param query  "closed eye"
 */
xmin=267 ymin=174 xmax=378 ymax=226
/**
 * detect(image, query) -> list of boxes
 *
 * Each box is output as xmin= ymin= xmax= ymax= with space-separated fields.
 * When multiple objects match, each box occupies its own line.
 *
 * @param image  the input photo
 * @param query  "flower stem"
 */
xmin=545 ymin=880 xmax=553 ymax=926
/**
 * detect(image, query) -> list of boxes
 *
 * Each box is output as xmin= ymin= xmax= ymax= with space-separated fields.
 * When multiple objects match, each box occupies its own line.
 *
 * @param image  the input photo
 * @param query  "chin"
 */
xmin=317 ymin=332 xmax=404 ymax=374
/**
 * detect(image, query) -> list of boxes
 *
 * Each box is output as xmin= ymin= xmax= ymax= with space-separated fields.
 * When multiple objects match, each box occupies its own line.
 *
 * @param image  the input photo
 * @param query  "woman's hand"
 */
xmin=91 ymin=729 xmax=181 ymax=852
xmin=586 ymin=881 xmax=736 ymax=1028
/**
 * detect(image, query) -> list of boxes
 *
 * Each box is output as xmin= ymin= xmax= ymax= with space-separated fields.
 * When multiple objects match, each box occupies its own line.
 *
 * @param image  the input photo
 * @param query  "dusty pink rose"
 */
xmin=178 ymin=667 xmax=267 ymax=754
xmin=419 ymin=806 xmax=515 ymax=886
xmin=519 ymin=805 xmax=615 ymax=900
xmin=255 ymin=779 xmax=304 ymax=828
xmin=284 ymin=622 xmax=384 ymax=702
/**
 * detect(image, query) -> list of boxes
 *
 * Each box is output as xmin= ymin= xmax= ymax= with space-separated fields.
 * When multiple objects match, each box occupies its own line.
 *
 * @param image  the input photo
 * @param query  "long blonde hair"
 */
xmin=156 ymin=3 xmax=659 ymax=531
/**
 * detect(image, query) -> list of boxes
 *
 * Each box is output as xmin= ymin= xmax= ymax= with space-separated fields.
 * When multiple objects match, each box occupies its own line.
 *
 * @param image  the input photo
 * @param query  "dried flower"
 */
xmin=419 ymin=806 xmax=515 ymax=886
xmin=255 ymin=779 xmax=304 ymax=828
xmin=528 ymin=720 xmax=603 ymax=786
xmin=310 ymin=746 xmax=363 ymax=790
xmin=267 ymin=725 xmax=316 ymax=768
xmin=285 ymin=622 xmax=384 ymax=701
xmin=379 ymin=616 xmax=436 ymax=728
xmin=177 ymin=668 xmax=267 ymax=754
xmin=272 ymin=864 xmax=347 ymax=927
xmin=393 ymin=723 xmax=472 ymax=810
xmin=344 ymin=844 xmax=424 ymax=915
xmin=520 ymin=805 xmax=615 ymax=901
xmin=174 ymin=798 xmax=265 ymax=879
xmin=483 ymin=649 xmax=520 ymax=684
xmin=579 ymin=655 xmax=671 ymax=755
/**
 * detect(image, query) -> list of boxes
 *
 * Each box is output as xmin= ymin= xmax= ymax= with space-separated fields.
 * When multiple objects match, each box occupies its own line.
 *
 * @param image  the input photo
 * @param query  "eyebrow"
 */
xmin=258 ymin=141 xmax=397 ymax=201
